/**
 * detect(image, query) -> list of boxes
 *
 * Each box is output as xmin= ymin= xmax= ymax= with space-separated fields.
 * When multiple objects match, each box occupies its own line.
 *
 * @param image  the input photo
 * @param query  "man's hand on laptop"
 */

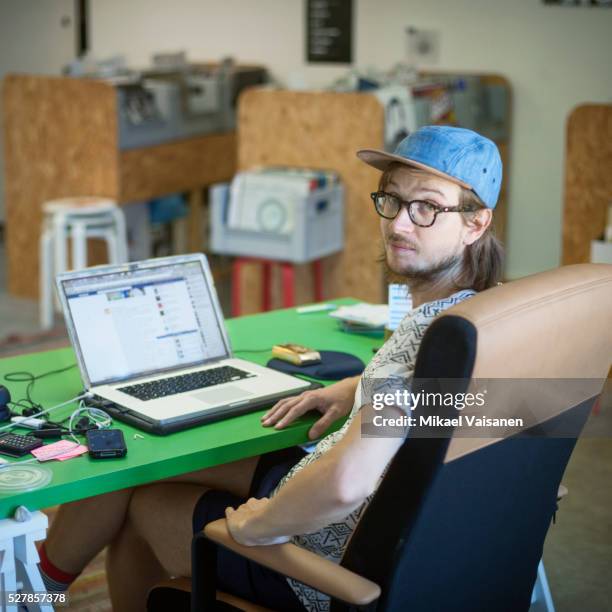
xmin=261 ymin=376 xmax=359 ymax=440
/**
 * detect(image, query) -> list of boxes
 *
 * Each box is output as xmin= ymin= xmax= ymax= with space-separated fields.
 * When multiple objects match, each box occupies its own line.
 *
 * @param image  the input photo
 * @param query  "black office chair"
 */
xmin=148 ymin=263 xmax=611 ymax=612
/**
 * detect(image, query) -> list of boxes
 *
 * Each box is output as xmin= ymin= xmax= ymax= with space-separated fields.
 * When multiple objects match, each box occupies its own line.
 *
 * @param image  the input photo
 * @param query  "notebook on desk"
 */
xmin=56 ymin=254 xmax=315 ymax=434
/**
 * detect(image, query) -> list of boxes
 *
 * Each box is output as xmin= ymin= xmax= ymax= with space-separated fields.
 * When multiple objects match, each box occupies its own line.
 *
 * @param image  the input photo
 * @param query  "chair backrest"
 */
xmin=338 ymin=264 xmax=612 ymax=612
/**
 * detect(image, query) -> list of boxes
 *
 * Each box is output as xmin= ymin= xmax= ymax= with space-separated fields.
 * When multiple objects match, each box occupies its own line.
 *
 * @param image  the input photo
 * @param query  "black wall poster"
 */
xmin=306 ymin=0 xmax=353 ymax=64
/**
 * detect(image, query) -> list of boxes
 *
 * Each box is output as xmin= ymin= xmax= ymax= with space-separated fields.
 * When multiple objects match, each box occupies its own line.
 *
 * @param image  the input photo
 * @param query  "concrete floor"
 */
xmin=0 ymin=240 xmax=610 ymax=611
xmin=543 ymin=435 xmax=612 ymax=612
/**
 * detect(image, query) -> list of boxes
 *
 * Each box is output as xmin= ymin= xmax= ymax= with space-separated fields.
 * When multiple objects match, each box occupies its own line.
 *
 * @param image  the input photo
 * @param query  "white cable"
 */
xmin=0 ymin=392 xmax=89 ymax=434
xmin=67 ymin=404 xmax=112 ymax=445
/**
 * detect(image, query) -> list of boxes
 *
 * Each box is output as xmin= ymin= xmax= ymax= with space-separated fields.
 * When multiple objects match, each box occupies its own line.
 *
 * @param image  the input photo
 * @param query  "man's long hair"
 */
xmin=456 ymin=188 xmax=504 ymax=291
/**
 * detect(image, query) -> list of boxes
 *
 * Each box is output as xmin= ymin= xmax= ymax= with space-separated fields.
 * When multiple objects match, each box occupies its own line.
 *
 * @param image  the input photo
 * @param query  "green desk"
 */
xmin=0 ymin=300 xmax=379 ymax=518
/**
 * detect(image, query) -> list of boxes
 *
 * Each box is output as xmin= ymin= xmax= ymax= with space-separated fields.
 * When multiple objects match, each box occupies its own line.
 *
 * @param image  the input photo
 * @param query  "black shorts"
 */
xmin=192 ymin=446 xmax=308 ymax=611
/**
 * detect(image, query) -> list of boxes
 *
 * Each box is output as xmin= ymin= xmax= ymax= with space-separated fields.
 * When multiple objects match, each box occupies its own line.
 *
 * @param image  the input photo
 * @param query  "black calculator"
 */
xmin=0 ymin=433 xmax=44 ymax=457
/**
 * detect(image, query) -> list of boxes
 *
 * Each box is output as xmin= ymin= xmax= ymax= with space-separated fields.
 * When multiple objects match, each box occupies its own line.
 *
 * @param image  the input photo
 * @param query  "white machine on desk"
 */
xmin=210 ymin=168 xmax=344 ymax=263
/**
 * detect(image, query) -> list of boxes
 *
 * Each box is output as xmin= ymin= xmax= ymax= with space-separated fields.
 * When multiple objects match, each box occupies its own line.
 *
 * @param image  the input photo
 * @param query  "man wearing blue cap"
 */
xmin=40 ymin=127 xmax=504 ymax=611
xmin=359 ymin=125 xmax=503 ymax=298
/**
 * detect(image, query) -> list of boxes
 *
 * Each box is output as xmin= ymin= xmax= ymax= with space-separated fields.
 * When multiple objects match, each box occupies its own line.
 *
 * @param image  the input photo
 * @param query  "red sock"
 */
xmin=38 ymin=543 xmax=80 ymax=591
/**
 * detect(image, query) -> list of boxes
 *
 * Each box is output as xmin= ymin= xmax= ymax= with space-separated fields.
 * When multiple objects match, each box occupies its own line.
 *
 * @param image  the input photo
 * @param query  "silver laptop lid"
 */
xmin=56 ymin=254 xmax=232 ymax=389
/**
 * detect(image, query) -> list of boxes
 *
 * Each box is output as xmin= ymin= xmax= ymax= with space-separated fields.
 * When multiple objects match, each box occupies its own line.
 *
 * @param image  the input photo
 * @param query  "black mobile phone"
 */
xmin=86 ymin=429 xmax=127 ymax=459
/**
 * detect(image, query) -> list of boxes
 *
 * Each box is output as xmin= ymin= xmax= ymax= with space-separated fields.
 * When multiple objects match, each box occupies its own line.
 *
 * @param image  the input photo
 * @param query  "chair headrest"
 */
xmin=439 ymin=264 xmax=612 ymax=462
xmin=443 ymin=264 xmax=611 ymax=379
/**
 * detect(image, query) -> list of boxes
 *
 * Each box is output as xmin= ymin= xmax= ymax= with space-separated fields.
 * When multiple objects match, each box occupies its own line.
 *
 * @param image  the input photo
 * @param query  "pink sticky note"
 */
xmin=57 ymin=445 xmax=88 ymax=461
xmin=32 ymin=440 xmax=78 ymax=462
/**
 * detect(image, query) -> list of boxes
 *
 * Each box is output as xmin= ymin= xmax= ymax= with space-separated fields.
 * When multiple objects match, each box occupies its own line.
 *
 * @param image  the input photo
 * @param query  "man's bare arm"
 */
xmin=226 ymin=403 xmax=406 ymax=545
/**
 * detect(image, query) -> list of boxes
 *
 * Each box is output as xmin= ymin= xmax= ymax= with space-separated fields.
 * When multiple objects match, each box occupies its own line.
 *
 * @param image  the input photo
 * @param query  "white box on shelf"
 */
xmin=210 ymin=169 xmax=344 ymax=263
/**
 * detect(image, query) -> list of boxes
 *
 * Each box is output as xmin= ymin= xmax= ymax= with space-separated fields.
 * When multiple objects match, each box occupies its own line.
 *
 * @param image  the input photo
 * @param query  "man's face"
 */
xmin=380 ymin=166 xmax=473 ymax=278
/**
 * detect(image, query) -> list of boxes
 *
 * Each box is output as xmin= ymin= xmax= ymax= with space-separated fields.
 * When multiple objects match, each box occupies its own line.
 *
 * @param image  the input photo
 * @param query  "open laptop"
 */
xmin=56 ymin=254 xmax=316 ymax=434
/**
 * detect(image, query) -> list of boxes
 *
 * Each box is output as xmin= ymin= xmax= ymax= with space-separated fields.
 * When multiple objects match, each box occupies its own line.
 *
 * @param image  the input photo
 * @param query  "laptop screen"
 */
xmin=59 ymin=258 xmax=230 ymax=387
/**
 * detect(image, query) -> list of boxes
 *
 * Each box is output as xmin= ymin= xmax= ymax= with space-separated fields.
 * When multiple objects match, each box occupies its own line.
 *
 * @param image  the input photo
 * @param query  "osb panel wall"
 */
xmin=236 ymin=89 xmax=385 ymax=314
xmin=562 ymin=104 xmax=612 ymax=264
xmin=2 ymin=75 xmax=118 ymax=299
xmin=119 ymin=132 xmax=236 ymax=202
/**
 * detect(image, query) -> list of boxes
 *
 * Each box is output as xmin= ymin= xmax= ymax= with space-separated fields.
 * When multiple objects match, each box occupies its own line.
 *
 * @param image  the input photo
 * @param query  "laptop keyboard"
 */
xmin=118 ymin=366 xmax=254 ymax=402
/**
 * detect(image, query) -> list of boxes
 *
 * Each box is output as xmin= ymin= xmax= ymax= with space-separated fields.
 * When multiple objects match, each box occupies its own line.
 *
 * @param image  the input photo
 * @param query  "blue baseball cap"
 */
xmin=357 ymin=125 xmax=502 ymax=209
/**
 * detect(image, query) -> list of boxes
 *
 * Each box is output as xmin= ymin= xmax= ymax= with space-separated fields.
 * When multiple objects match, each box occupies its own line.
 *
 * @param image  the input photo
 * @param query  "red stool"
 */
xmin=232 ymin=258 xmax=323 ymax=316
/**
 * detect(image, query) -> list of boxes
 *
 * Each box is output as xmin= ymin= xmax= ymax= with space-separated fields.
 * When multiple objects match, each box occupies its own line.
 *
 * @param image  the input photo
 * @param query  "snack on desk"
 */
xmin=271 ymin=344 xmax=322 ymax=366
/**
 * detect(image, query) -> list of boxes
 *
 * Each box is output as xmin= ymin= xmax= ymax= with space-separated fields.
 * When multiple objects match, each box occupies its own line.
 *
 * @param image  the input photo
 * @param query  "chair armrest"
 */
xmin=203 ymin=519 xmax=381 ymax=606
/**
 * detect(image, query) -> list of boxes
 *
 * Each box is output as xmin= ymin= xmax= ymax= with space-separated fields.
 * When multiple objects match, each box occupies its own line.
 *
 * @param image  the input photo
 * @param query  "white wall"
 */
xmin=88 ymin=0 xmax=611 ymax=277
xmin=0 ymin=0 xmax=76 ymax=223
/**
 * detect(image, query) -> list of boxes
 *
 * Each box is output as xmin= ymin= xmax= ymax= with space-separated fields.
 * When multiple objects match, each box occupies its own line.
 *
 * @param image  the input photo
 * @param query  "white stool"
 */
xmin=0 ymin=509 xmax=51 ymax=612
xmin=39 ymin=197 xmax=128 ymax=329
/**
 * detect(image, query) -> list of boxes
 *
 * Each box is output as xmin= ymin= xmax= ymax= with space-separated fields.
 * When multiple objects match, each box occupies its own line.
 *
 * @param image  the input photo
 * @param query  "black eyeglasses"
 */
xmin=370 ymin=191 xmax=477 ymax=228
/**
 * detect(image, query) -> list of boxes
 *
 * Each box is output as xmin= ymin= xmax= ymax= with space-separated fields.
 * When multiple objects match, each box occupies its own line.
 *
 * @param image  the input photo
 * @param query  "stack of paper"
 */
xmin=330 ymin=303 xmax=389 ymax=334
xmin=227 ymin=168 xmax=339 ymax=236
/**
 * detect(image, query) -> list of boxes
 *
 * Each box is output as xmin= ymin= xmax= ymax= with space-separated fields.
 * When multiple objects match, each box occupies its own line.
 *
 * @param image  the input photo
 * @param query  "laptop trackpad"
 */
xmin=193 ymin=386 xmax=253 ymax=406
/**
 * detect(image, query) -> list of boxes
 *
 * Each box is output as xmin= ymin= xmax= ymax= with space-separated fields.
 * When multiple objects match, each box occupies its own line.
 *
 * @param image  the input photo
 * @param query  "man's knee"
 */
xmin=128 ymin=483 xmax=204 ymax=578
xmin=128 ymin=484 xmax=168 ymax=539
xmin=129 ymin=483 xmax=205 ymax=539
